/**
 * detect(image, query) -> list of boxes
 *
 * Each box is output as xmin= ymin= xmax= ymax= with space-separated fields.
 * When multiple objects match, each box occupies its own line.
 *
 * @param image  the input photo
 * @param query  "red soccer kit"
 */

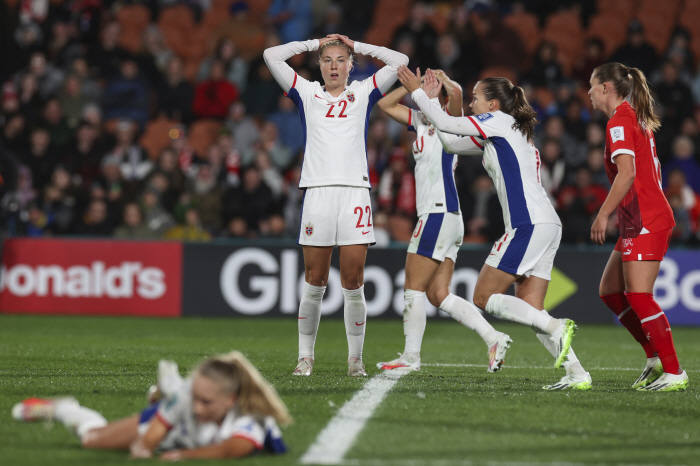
xmin=604 ymin=102 xmax=675 ymax=261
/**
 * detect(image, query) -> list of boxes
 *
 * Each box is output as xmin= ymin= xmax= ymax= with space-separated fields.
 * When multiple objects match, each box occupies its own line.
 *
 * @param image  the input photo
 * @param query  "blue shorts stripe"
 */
xmin=498 ymin=225 xmax=534 ymax=274
xmin=139 ymin=402 xmax=159 ymax=424
xmin=296 ymin=189 xmax=307 ymax=244
xmin=416 ymin=213 xmax=444 ymax=258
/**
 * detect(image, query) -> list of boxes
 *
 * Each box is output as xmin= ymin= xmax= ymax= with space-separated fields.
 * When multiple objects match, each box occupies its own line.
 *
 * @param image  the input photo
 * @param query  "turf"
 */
xmin=1 ymin=314 xmax=698 ymax=466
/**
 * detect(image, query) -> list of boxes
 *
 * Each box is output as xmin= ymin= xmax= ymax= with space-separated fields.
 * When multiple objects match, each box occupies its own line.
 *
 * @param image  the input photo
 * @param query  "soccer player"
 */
xmin=263 ymin=34 xmax=408 ymax=376
xmin=375 ymin=70 xmax=512 ymax=373
xmin=589 ymin=63 xmax=688 ymax=391
xmin=12 ymin=351 xmax=291 ymax=459
xmin=397 ymin=67 xmax=591 ymax=390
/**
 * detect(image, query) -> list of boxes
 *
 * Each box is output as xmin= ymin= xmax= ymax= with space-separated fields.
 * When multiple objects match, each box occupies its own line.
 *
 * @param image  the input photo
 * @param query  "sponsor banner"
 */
xmin=182 ymin=244 xmax=614 ymax=323
xmin=0 ymin=238 xmax=182 ymax=317
xmin=654 ymin=251 xmax=700 ymax=325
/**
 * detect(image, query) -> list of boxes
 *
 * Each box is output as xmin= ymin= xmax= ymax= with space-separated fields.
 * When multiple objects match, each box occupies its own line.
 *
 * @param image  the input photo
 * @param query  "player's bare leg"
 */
xmin=339 ymin=244 xmax=369 ymax=376
xmin=81 ymin=415 xmax=140 ymax=449
xmin=294 ymin=246 xmax=333 ymax=376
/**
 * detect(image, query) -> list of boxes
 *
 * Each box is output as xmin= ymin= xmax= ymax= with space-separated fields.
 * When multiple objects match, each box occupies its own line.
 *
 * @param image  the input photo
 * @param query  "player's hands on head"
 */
xmin=398 ymin=65 xmax=422 ymax=93
xmin=422 ymin=68 xmax=443 ymax=99
xmin=322 ymin=34 xmax=355 ymax=50
xmin=590 ymin=214 xmax=607 ymax=245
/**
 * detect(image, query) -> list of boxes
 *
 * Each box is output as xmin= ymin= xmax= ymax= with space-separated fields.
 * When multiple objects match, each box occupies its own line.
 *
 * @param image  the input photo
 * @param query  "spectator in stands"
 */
xmin=225 ymin=216 xmax=250 ymax=238
xmin=198 ymin=37 xmax=249 ymax=93
xmin=665 ymin=169 xmax=700 ymax=243
xmin=267 ymin=95 xmax=304 ymax=156
xmin=182 ymin=162 xmax=224 ymax=232
xmin=259 ymin=213 xmax=287 ymax=239
xmin=584 ymin=146 xmax=609 ymax=188
xmin=21 ymin=127 xmax=59 ymax=190
xmin=113 ymin=202 xmax=158 ymax=239
xmin=23 ymin=201 xmax=57 ymax=237
xmin=92 ymin=154 xmax=129 ymax=223
xmin=42 ymin=98 xmax=73 ymax=149
xmin=253 ymin=150 xmax=284 ymax=200
xmin=192 ymin=60 xmax=240 ymax=120
xmin=522 ymin=41 xmax=563 ymax=89
xmin=47 ymin=17 xmax=82 ymax=69
xmin=223 ymin=165 xmax=276 ymax=233
xmin=662 ymin=135 xmax=700 ymax=194
xmin=102 ymin=58 xmax=149 ymax=127
xmin=394 ymin=2 xmax=438 ymax=70
xmin=140 ymin=187 xmax=176 ymax=236
xmin=214 ymin=129 xmax=242 ymax=187
xmin=366 ymin=119 xmax=393 ymax=182
xmin=378 ymin=148 xmax=416 ymax=217
xmin=86 ymin=21 xmax=129 ymax=80
xmin=609 ymin=20 xmax=657 ymax=77
xmin=243 ymin=121 xmax=292 ymax=170
xmin=71 ymin=198 xmax=114 ymax=236
xmin=573 ymin=38 xmax=605 ymax=86
xmin=474 ymin=9 xmax=526 ymax=71
xmin=539 ymin=137 xmax=566 ymax=208
xmin=655 ymin=61 xmax=695 ymax=131
xmin=557 ymin=167 xmax=608 ymax=244
xmin=463 ymin=175 xmax=503 ymax=243
xmin=68 ymin=57 xmax=102 ymax=101
xmin=156 ymin=56 xmax=194 ymax=123
xmin=107 ymin=119 xmax=152 ymax=182
xmin=562 ymin=97 xmax=588 ymax=143
xmin=242 ymin=59 xmax=281 ymax=116
xmin=137 ymin=24 xmax=173 ymax=87
xmin=434 ymin=34 xmax=473 ymax=87
xmin=282 ymin=165 xmax=302 ymax=237
xmin=57 ymin=74 xmax=94 ymax=128
xmin=150 ymin=147 xmax=186 ymax=195
xmin=211 ymin=1 xmax=267 ymax=62
xmin=42 ymin=165 xmax=79 ymax=234
xmin=226 ymin=102 xmax=259 ymax=153
xmin=163 ymin=206 xmax=212 ymax=241
xmin=661 ymin=27 xmax=694 ymax=84
xmin=267 ymin=0 xmax=312 ymax=44
xmin=143 ymin=170 xmax=178 ymax=214
xmin=63 ymin=121 xmax=107 ymax=189
xmin=17 ymin=73 xmax=42 ymax=123
xmin=25 ymin=51 xmax=64 ymax=100
xmin=535 ymin=116 xmax=583 ymax=167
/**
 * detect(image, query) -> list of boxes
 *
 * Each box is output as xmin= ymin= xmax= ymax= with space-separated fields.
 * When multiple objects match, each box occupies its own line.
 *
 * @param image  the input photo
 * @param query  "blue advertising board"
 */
xmin=654 ymin=251 xmax=700 ymax=325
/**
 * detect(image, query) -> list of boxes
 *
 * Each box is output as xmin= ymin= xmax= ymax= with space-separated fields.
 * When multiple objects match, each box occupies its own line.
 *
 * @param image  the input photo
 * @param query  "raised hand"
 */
xmin=422 ymin=68 xmax=443 ymax=99
xmin=397 ymin=65 xmax=422 ymax=93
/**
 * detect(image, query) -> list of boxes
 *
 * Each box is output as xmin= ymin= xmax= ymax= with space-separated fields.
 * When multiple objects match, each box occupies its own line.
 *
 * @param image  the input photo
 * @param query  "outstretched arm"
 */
xmin=336 ymin=35 xmax=408 ymax=94
xmin=434 ymin=69 xmax=463 ymax=117
xmin=159 ymin=437 xmax=257 ymax=461
xmin=263 ymin=39 xmax=327 ymax=93
xmin=438 ymin=130 xmax=484 ymax=155
xmin=377 ymin=86 xmax=411 ymax=125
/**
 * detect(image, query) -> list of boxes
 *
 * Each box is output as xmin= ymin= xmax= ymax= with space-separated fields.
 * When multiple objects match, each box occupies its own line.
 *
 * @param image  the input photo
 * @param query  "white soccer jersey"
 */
xmin=412 ymin=89 xmax=561 ymax=230
xmin=264 ymin=40 xmax=408 ymax=188
xmin=155 ymin=378 xmax=268 ymax=451
xmin=408 ymin=105 xmax=461 ymax=216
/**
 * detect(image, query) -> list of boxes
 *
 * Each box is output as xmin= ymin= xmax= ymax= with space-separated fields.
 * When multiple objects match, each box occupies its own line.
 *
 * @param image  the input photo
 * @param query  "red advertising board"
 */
xmin=0 ymin=238 xmax=182 ymax=317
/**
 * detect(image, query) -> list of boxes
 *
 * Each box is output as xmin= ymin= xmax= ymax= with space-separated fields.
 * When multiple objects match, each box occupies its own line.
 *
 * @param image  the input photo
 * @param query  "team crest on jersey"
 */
xmin=428 ymin=126 xmax=436 ymax=136
xmin=347 ymin=91 xmax=355 ymax=103
xmin=476 ymin=113 xmax=494 ymax=122
xmin=305 ymin=222 xmax=314 ymax=236
xmin=622 ymin=238 xmax=634 ymax=248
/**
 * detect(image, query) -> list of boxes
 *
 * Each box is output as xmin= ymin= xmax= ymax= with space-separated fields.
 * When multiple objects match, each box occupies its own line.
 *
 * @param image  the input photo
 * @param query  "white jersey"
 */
xmin=155 ymin=378 xmax=269 ymax=451
xmin=412 ymin=89 xmax=561 ymax=230
xmin=408 ymin=105 xmax=461 ymax=216
xmin=264 ymin=40 xmax=408 ymax=188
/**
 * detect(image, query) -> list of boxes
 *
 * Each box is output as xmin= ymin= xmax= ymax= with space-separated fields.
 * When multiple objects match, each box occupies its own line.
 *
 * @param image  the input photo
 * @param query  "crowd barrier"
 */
xmin=2 ymin=238 xmax=700 ymax=325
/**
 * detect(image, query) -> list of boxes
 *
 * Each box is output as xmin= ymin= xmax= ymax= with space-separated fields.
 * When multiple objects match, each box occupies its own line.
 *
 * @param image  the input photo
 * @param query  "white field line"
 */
xmin=423 ymin=363 xmax=700 ymax=373
xmin=339 ymin=460 xmax=686 ymax=466
xmin=299 ymin=370 xmax=407 ymax=465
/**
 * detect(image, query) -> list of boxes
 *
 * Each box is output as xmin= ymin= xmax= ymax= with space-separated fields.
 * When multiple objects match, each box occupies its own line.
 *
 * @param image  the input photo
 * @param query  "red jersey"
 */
xmin=604 ymin=102 xmax=675 ymax=239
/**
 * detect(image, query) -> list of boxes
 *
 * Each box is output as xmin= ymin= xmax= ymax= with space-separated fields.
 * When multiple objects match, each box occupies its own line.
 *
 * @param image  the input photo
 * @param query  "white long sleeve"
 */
xmin=411 ymin=88 xmax=482 ymax=137
xmin=263 ymin=39 xmax=319 ymax=93
xmin=354 ymin=41 xmax=408 ymax=93
xmin=438 ymin=130 xmax=484 ymax=156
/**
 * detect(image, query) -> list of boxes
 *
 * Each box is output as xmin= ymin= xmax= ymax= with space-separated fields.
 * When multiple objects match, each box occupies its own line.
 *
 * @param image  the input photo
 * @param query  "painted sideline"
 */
xmin=300 ymin=370 xmax=408 ymax=465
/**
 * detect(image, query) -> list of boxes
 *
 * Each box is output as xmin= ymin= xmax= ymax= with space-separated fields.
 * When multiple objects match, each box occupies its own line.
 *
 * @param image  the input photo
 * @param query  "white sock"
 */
xmin=343 ymin=286 xmax=367 ymax=360
xmin=485 ymin=294 xmax=557 ymax=333
xmin=298 ymin=282 xmax=325 ymax=359
xmin=54 ymin=399 xmax=107 ymax=439
xmin=440 ymin=293 xmax=499 ymax=346
xmin=535 ymin=310 xmax=586 ymax=377
xmin=403 ymin=289 xmax=426 ymax=359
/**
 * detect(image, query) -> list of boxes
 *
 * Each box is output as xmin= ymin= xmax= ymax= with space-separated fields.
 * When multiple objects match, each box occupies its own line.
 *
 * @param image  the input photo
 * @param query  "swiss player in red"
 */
xmin=589 ymin=62 xmax=688 ymax=391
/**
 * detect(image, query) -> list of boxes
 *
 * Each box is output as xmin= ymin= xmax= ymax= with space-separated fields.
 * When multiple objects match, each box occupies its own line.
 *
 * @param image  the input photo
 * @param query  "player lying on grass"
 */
xmin=397 ymin=67 xmax=591 ymax=390
xmin=12 ymin=351 xmax=291 ymax=460
xmin=375 ymin=69 xmax=512 ymax=374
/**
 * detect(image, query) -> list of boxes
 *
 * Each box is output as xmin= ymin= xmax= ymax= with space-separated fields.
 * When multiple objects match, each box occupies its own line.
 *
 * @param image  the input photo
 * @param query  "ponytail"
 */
xmin=196 ymin=351 xmax=292 ymax=426
xmin=479 ymin=77 xmax=538 ymax=142
xmin=593 ymin=62 xmax=661 ymax=132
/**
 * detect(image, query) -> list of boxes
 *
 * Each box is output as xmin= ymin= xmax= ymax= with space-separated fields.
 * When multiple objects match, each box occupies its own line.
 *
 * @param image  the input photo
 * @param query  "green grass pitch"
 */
xmin=1 ymin=314 xmax=699 ymax=466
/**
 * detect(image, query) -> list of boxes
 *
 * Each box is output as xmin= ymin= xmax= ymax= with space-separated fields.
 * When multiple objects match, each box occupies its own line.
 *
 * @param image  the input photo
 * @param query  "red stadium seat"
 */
xmin=188 ymin=119 xmax=223 ymax=157
xmin=479 ymin=66 xmax=518 ymax=84
xmin=596 ymin=0 xmax=636 ymax=22
xmin=139 ymin=117 xmax=179 ymax=160
xmin=586 ymin=13 xmax=627 ymax=57
xmin=503 ymin=10 xmax=542 ymax=55
xmin=117 ymin=4 xmax=151 ymax=53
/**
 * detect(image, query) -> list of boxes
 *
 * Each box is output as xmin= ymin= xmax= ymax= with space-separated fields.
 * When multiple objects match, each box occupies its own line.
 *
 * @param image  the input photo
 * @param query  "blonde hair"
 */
xmin=318 ymin=39 xmax=353 ymax=69
xmin=195 ymin=351 xmax=292 ymax=427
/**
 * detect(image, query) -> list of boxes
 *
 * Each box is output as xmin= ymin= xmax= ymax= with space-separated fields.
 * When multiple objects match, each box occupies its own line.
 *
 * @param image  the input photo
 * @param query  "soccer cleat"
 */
xmin=637 ymin=370 xmax=688 ymax=392
xmin=348 ymin=358 xmax=367 ymax=377
xmin=11 ymin=397 xmax=76 ymax=422
xmin=550 ymin=319 xmax=577 ymax=369
xmin=631 ymin=357 xmax=663 ymax=389
xmin=487 ymin=333 xmax=512 ymax=373
xmin=292 ymin=357 xmax=313 ymax=376
xmin=543 ymin=372 xmax=592 ymax=390
xmin=376 ymin=353 xmax=420 ymax=371
xmin=157 ymin=360 xmax=183 ymax=398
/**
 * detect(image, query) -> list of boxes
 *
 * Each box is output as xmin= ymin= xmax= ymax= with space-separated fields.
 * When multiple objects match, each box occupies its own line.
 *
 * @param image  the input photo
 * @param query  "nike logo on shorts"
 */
xmin=362 ymin=231 xmax=370 ymax=235
xmin=355 ymin=321 xmax=366 ymax=326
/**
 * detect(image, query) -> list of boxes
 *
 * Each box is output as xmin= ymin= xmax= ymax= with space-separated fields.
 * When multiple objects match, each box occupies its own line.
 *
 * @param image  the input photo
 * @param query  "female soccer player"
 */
xmin=374 ymin=70 xmax=512 ymax=373
xmin=12 ymin=351 xmax=291 ymax=459
xmin=264 ymin=34 xmax=408 ymax=377
xmin=397 ymin=67 xmax=591 ymax=390
xmin=588 ymin=63 xmax=688 ymax=391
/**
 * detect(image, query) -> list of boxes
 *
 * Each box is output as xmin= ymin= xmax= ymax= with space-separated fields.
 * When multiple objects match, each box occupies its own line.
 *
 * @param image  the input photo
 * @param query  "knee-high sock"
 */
xmin=601 ymin=292 xmax=655 ymax=358
xmin=485 ymin=294 xmax=559 ymax=334
xmin=344 ymin=286 xmax=367 ymax=360
xmin=534 ymin=310 xmax=586 ymax=377
xmin=440 ymin=293 xmax=498 ymax=346
xmin=625 ymin=292 xmax=680 ymax=374
xmin=298 ymin=282 xmax=325 ymax=359
xmin=403 ymin=289 xmax=426 ymax=357
xmin=54 ymin=399 xmax=107 ymax=440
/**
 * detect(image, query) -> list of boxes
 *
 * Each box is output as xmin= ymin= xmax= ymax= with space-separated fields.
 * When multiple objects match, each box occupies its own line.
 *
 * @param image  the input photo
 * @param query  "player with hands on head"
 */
xmin=588 ymin=62 xmax=687 ymax=391
xmin=375 ymin=69 xmax=512 ymax=373
xmin=12 ymin=351 xmax=291 ymax=460
xmin=264 ymin=34 xmax=408 ymax=377
xmin=397 ymin=66 xmax=591 ymax=390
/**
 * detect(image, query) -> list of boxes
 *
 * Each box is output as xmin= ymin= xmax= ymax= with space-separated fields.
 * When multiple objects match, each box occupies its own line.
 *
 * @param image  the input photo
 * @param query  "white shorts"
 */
xmin=485 ymin=223 xmax=561 ymax=281
xmin=298 ymin=186 xmax=375 ymax=246
xmin=407 ymin=212 xmax=464 ymax=262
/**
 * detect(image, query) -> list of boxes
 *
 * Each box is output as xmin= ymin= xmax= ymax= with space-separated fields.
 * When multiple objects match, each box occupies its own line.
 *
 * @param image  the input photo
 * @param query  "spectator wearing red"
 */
xmin=192 ymin=60 xmax=239 ymax=120
xmin=378 ymin=148 xmax=416 ymax=216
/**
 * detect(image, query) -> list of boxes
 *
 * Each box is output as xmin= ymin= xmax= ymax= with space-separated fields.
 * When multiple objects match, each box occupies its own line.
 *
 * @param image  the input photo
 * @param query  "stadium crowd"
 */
xmin=2 ymin=0 xmax=700 ymax=246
